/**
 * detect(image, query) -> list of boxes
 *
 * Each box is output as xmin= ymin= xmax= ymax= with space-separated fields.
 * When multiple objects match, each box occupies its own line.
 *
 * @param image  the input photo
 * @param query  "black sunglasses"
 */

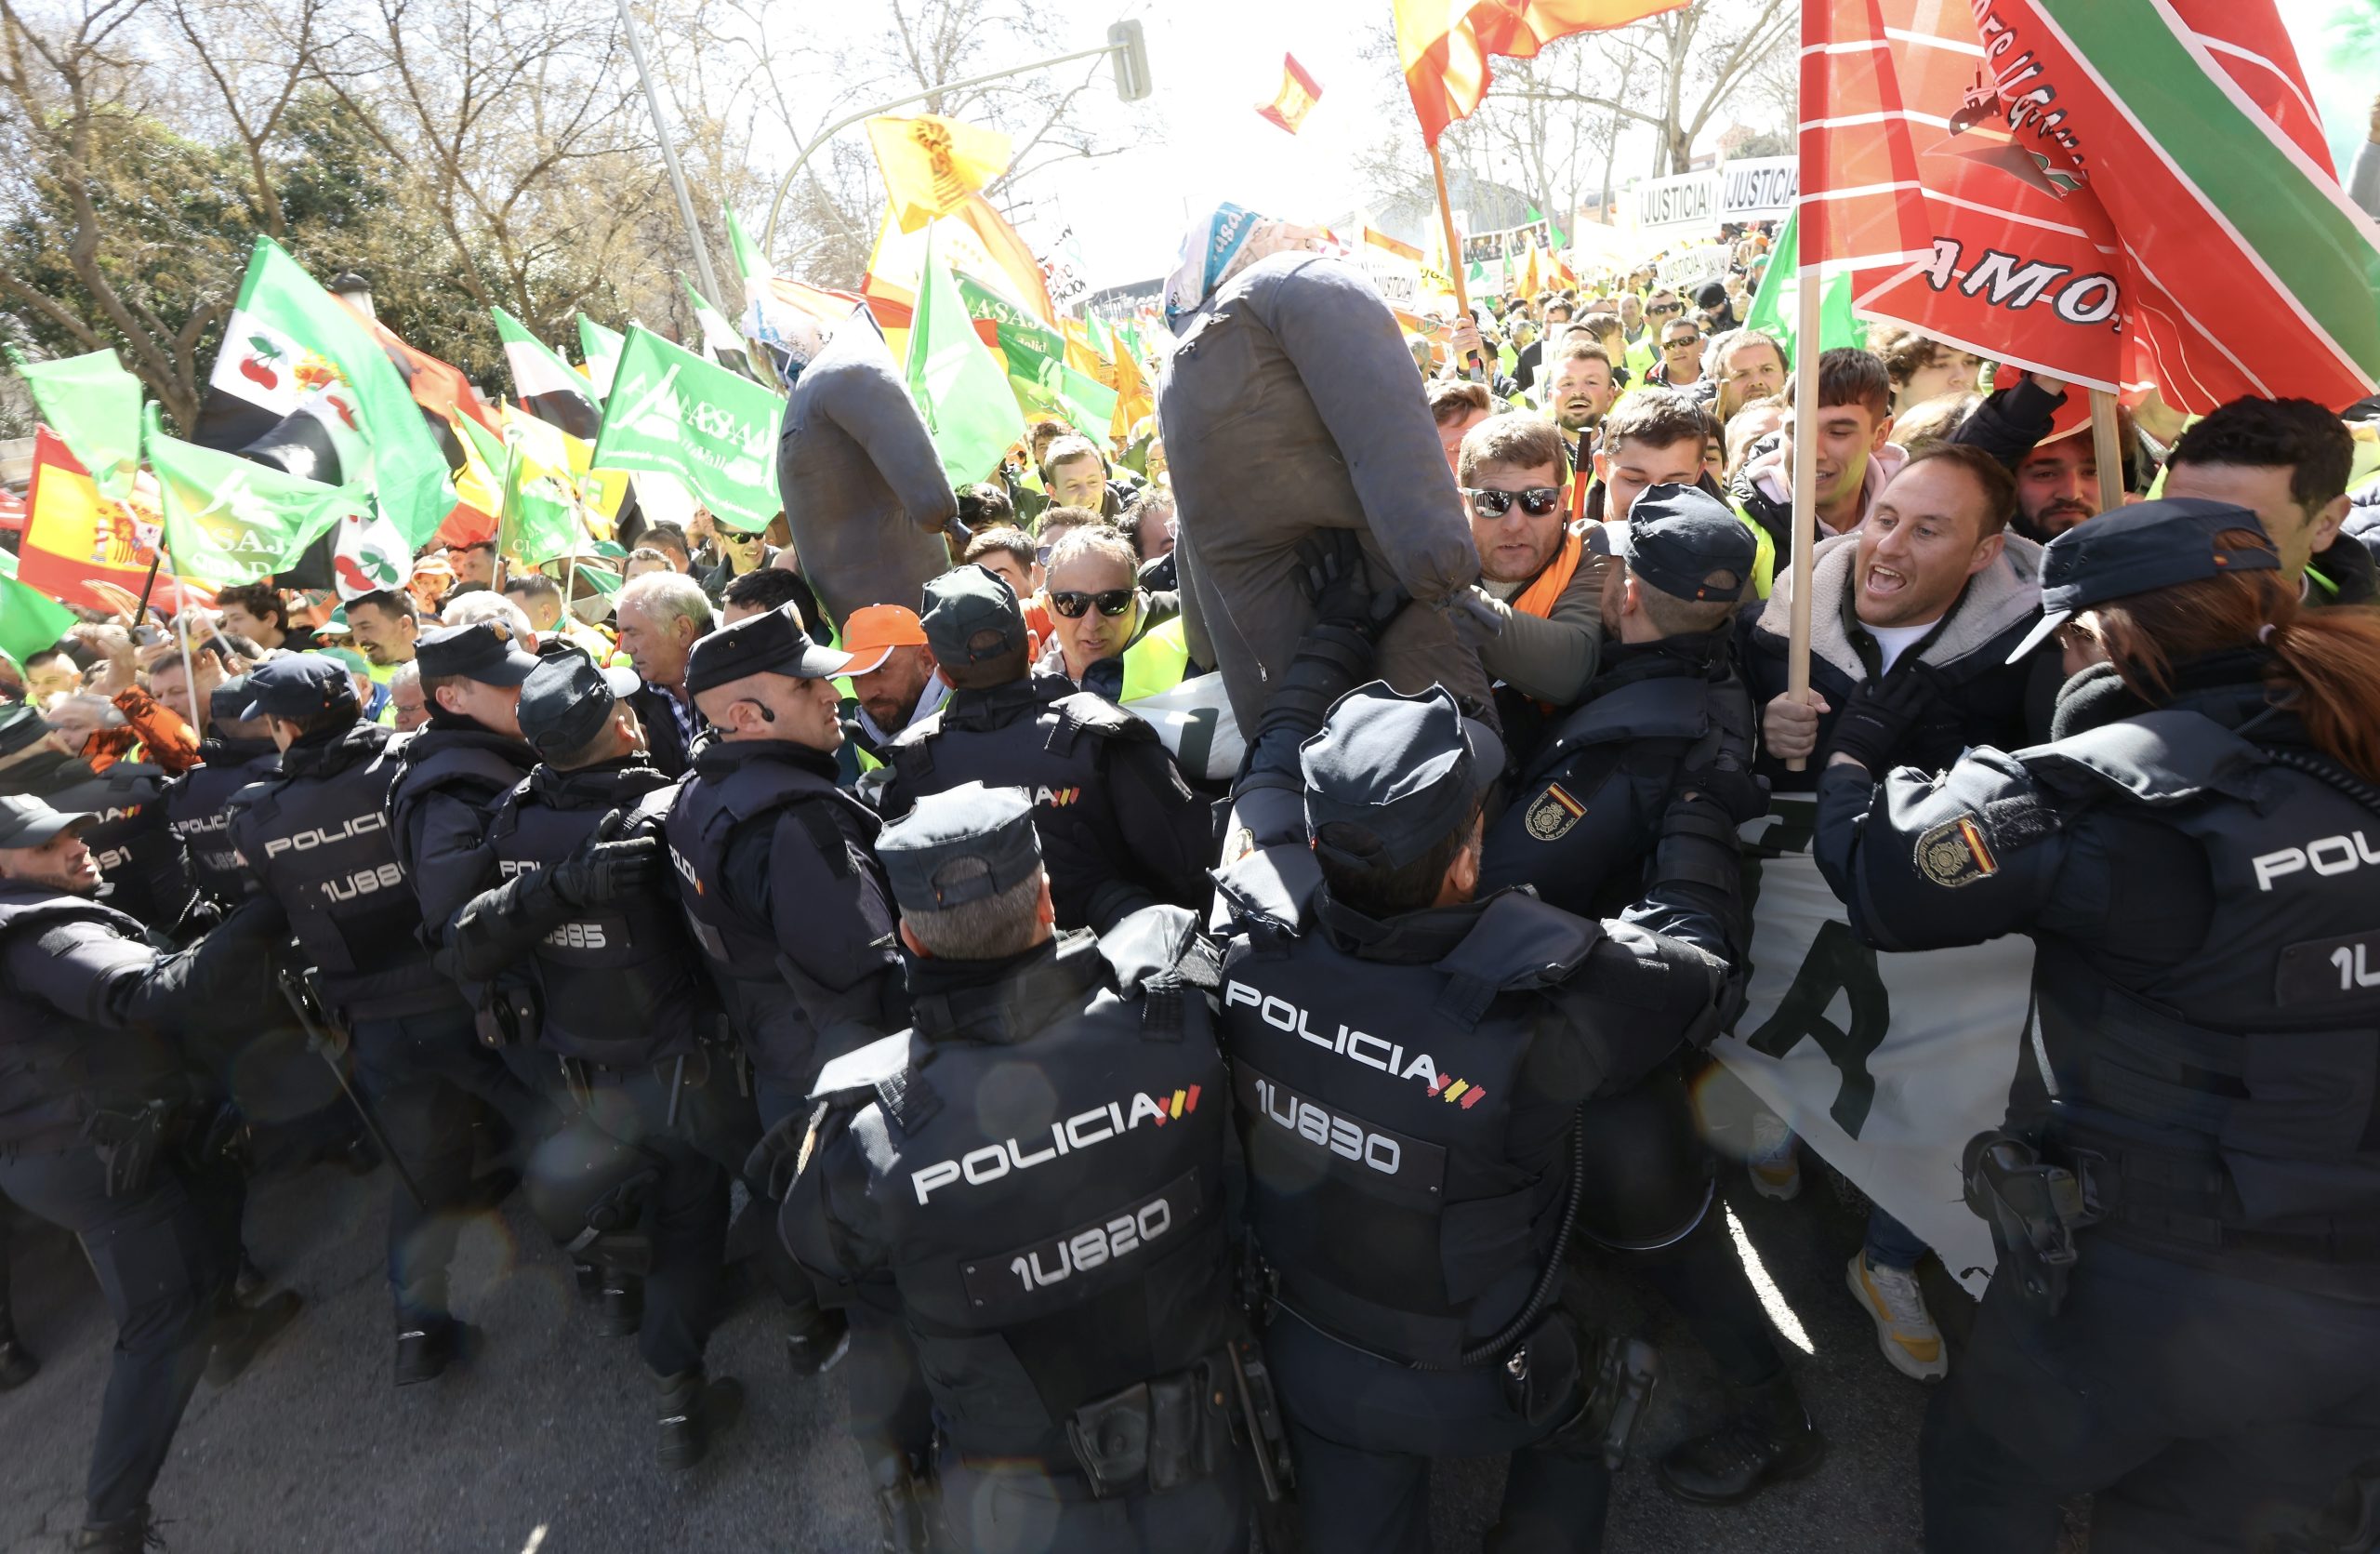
xmin=1665 ymin=334 xmax=1703 ymax=348
xmin=1051 ymin=589 xmax=1135 ymax=618
xmin=1649 ymin=303 xmax=1683 ymax=316
xmin=1462 ymin=486 xmax=1564 ymax=517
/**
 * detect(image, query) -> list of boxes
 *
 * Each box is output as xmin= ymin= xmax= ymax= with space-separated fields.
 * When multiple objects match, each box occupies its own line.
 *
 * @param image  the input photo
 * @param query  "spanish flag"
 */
xmin=1394 ymin=0 xmax=1684 ymax=145
xmin=1256 ymin=54 xmax=1323 ymax=136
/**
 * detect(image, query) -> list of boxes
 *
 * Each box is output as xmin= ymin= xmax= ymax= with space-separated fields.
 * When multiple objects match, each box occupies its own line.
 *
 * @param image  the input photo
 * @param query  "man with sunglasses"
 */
xmin=879 ymin=565 xmax=1210 ymax=936
xmin=1457 ymin=414 xmax=1605 ymax=757
xmin=697 ymin=521 xmax=777 ymax=603
xmin=1648 ymin=317 xmax=1706 ymax=392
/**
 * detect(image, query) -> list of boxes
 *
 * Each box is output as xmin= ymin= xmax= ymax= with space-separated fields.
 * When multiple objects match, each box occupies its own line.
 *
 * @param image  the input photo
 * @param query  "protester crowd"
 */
xmin=2 ymin=209 xmax=2378 ymax=1554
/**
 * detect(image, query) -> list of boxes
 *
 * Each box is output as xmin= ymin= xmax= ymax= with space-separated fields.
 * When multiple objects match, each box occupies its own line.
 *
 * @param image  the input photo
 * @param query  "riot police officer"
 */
xmin=665 ymin=604 xmax=905 ymax=1371
xmin=1812 ymin=499 xmax=2380 ymax=1552
xmin=782 ymin=783 xmax=1249 ymax=1553
xmin=228 ymin=654 xmax=549 ymax=1385
xmin=0 ymin=793 xmax=301 ymax=1552
xmin=0 ymin=703 xmax=196 ymax=938
xmin=1211 ymin=683 xmax=1734 ymax=1554
xmin=1474 ymin=486 xmax=1823 ymax=1507
xmin=164 ymin=675 xmax=370 ymax=1178
xmin=879 ymin=565 xmax=1211 ymax=934
xmin=386 ymin=622 xmax=549 ymax=979
xmin=165 ymin=674 xmax=279 ymax=910
xmin=446 ymin=650 xmax=756 ymax=1468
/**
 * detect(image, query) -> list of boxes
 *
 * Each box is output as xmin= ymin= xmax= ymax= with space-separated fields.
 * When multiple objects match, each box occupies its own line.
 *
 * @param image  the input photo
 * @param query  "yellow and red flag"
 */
xmin=863 ymin=193 xmax=1058 ymax=330
xmin=1256 ymin=54 xmax=1324 ymax=135
xmin=866 ymin=113 xmax=1014 ymax=235
xmin=1394 ymin=0 xmax=1684 ymax=146
xmin=20 ymin=429 xmax=173 ymax=612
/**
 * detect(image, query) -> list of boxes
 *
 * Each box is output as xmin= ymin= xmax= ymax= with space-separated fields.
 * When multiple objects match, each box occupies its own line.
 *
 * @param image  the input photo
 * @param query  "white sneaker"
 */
xmin=1846 ymin=1253 xmax=1949 ymax=1381
xmin=1747 ymin=1110 xmax=1801 ymax=1202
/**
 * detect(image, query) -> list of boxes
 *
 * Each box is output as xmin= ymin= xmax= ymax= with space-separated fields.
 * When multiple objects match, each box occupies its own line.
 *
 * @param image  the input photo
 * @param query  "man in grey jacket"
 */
xmin=774 ymin=320 xmax=959 ymax=636
xmin=1157 ymin=208 xmax=1494 ymax=730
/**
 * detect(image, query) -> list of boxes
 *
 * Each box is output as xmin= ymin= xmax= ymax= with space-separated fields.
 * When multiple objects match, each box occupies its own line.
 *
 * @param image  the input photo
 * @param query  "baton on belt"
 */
xmin=276 ymin=967 xmax=425 ymax=1207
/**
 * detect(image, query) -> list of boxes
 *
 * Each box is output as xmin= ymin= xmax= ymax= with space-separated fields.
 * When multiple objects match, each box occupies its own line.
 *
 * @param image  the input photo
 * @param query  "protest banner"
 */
xmin=1712 ymin=799 xmax=2032 ymax=1296
xmin=1633 ymin=168 xmax=1722 ymax=240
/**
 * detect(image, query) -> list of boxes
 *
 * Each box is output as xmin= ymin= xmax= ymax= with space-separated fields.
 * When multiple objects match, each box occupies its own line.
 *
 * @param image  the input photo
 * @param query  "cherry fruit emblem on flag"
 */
xmin=1257 ymin=54 xmax=1323 ymax=135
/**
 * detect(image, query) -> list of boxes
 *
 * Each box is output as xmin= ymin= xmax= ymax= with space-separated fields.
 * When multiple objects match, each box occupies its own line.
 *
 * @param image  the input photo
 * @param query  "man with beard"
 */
xmin=1950 ymin=373 xmax=2134 ymax=543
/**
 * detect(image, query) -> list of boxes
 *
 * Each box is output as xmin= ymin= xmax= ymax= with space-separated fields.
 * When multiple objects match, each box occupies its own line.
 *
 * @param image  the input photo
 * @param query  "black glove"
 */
xmin=745 ymin=1109 xmax=807 ymax=1202
xmin=1679 ymin=756 xmax=1769 ymax=828
xmin=549 ymin=811 xmax=660 ymax=909
xmin=1293 ymin=530 xmax=1405 ymax=642
xmin=1826 ymin=665 xmax=1945 ymax=773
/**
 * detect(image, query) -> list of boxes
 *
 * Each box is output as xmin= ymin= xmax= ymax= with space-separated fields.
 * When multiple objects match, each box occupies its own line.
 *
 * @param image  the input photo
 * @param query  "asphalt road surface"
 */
xmin=0 ymin=1147 xmax=2006 ymax=1553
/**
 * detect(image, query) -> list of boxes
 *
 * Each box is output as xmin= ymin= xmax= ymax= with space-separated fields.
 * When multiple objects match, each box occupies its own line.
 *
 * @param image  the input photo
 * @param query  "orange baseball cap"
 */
xmin=840 ymin=604 xmax=929 ymax=675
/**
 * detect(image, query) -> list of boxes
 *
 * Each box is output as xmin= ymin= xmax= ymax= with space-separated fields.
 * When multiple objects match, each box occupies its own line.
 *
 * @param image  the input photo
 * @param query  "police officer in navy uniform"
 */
xmin=163 ymin=674 xmax=373 ymax=1178
xmin=0 ymin=702 xmax=196 ymax=938
xmin=665 ymin=604 xmax=905 ymax=1371
xmin=165 ymin=674 xmax=280 ymax=910
xmin=879 ymin=565 xmax=1211 ymax=934
xmin=228 ymin=655 xmax=550 ymax=1385
xmin=782 ymin=782 xmax=1248 ymax=1554
xmin=1472 ymin=486 xmax=1824 ymax=1507
xmin=0 ymin=793 xmax=301 ymax=1551
xmin=1480 ymin=485 xmax=1762 ymax=925
xmin=386 ymin=622 xmax=549 ymax=991
xmin=446 ymin=651 xmax=758 ymax=1468
xmin=1812 ymin=500 xmax=2380 ymax=1552
xmin=1211 ymin=683 xmax=1736 ymax=1554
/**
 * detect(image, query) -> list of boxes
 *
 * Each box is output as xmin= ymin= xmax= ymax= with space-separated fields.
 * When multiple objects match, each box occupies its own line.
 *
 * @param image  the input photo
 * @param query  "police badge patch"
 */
xmin=1525 ymin=783 xmax=1586 ymax=842
xmin=1915 ymin=813 xmax=1999 ymax=888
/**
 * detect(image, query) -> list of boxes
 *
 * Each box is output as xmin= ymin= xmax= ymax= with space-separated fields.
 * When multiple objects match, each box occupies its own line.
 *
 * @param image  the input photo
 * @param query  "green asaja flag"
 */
xmin=907 ymin=228 xmax=1026 ymax=488
xmin=144 ymin=404 xmax=366 ymax=587
xmin=498 ymin=409 xmax=585 ymax=568
xmin=6 ymin=347 xmax=141 ymax=497
xmin=591 ymin=326 xmax=783 ymax=532
xmin=0 ymin=551 xmax=76 ymax=671
xmin=1741 ymin=213 xmax=1867 ymax=361
xmin=950 ymin=271 xmax=1116 ymax=443
xmin=577 ymin=314 xmax=625 ymax=401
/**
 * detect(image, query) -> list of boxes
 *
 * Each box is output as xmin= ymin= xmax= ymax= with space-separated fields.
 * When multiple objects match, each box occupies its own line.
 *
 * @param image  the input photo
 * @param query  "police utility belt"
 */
xmin=78 ymin=1097 xmax=244 ymax=1199
xmin=1060 ymin=1348 xmax=1240 ymax=1499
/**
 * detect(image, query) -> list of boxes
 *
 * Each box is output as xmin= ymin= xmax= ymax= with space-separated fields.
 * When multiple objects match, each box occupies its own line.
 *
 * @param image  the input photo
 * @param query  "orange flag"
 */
xmin=1395 ymin=0 xmax=1685 ymax=145
xmin=1256 ymin=54 xmax=1324 ymax=135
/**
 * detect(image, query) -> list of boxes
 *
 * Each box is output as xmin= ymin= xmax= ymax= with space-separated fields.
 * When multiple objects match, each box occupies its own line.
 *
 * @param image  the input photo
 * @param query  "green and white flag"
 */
xmin=951 ymin=272 xmax=1116 ymax=443
xmin=577 ymin=315 xmax=626 ymax=402
xmin=726 ymin=209 xmax=771 ymax=294
xmin=145 ymin=405 xmax=366 ymax=586
xmin=591 ymin=326 xmax=783 ymax=532
xmin=195 ymin=235 xmax=455 ymax=543
xmin=906 ymin=228 xmax=1025 ymax=488
xmin=6 ymin=347 xmax=142 ymax=497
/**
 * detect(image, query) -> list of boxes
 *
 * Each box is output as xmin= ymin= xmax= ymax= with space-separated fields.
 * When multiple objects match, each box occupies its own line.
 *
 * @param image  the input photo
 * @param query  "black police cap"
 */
xmin=239 ymin=654 xmax=360 ymax=722
xmin=415 ymin=621 xmax=541 ymax=687
xmin=683 ymin=604 xmax=852 ymax=697
xmin=879 ymin=781 xmax=1042 ymax=911
xmin=1300 ymin=683 xmax=1502 ymax=872
xmin=2004 ymin=498 xmax=2279 ymax=663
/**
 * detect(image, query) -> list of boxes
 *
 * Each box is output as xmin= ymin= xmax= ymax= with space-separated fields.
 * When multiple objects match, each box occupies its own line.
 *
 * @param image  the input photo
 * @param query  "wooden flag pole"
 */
xmin=2088 ymin=387 xmax=2124 ymax=515
xmin=1783 ymin=259 xmax=1822 ymax=773
xmin=1429 ymin=141 xmax=1473 ymax=319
